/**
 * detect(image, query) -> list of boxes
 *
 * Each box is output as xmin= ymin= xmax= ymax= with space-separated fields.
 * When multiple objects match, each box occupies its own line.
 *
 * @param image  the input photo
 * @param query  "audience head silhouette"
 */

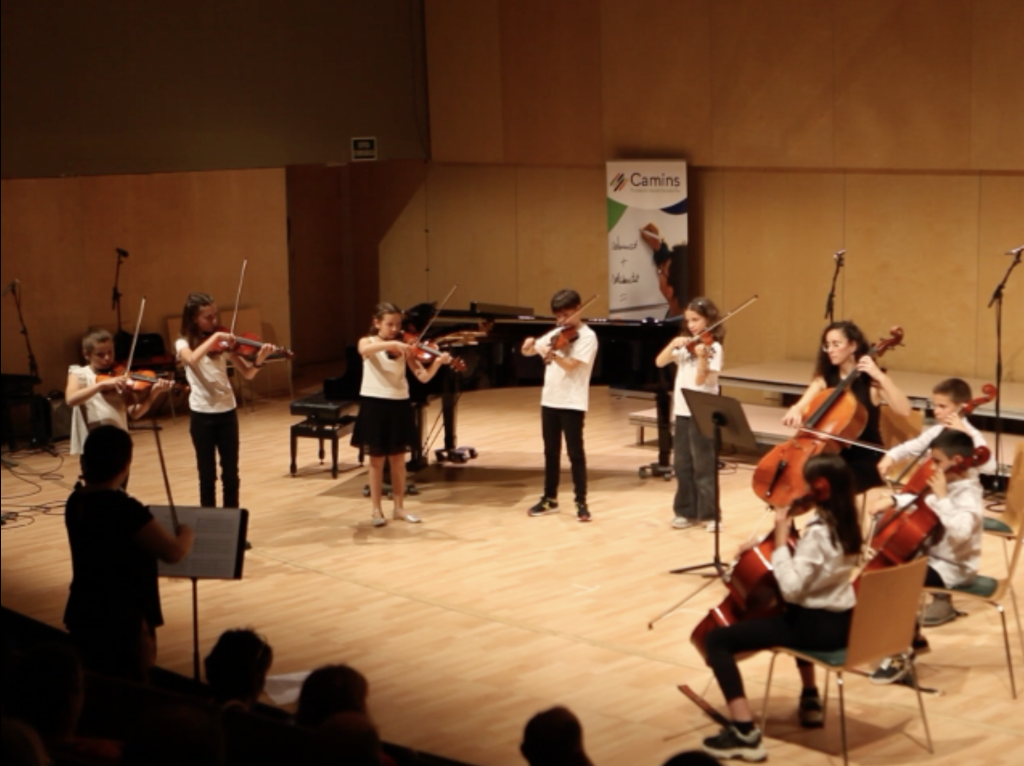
xmin=204 ymin=628 xmax=273 ymax=710
xmin=296 ymin=665 xmax=370 ymax=729
xmin=521 ymin=706 xmax=593 ymax=766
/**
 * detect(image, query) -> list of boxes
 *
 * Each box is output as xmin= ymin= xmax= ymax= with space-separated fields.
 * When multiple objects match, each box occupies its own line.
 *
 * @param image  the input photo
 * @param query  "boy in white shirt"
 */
xmin=521 ymin=290 xmax=599 ymax=523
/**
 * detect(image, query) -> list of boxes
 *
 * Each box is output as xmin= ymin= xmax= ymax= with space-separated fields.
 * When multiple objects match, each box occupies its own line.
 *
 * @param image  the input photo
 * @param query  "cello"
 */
xmin=862 ymin=444 xmax=991 ymax=573
xmin=752 ymin=327 xmax=904 ymax=508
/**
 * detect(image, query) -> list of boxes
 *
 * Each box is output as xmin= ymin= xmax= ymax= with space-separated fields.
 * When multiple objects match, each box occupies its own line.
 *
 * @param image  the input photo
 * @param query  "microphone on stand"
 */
xmin=2 ymin=279 xmax=18 ymax=297
xmin=833 ymin=249 xmax=846 ymax=262
xmin=116 ymin=248 xmax=129 ymax=257
xmin=1006 ymin=245 xmax=1023 ymax=256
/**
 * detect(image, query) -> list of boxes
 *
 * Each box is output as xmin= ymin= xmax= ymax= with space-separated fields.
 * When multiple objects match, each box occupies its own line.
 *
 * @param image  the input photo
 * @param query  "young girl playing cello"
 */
xmin=700 ymin=454 xmax=863 ymax=762
xmin=351 ymin=303 xmax=450 ymax=527
xmin=782 ymin=321 xmax=912 ymax=493
xmin=655 ymin=297 xmax=724 ymax=531
xmin=175 ymin=292 xmax=273 ymax=510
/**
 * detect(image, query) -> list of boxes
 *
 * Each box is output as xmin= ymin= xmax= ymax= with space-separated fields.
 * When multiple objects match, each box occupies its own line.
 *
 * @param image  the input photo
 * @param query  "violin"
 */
xmin=752 ymin=327 xmax=904 ymax=508
xmin=208 ymin=327 xmax=295 ymax=360
xmin=535 ymin=297 xmax=598 ymax=365
xmin=862 ymin=445 xmax=991 ymax=573
xmin=678 ymin=295 xmax=759 ymax=357
xmin=97 ymin=365 xmax=187 ymax=399
xmin=399 ymin=331 xmax=466 ymax=373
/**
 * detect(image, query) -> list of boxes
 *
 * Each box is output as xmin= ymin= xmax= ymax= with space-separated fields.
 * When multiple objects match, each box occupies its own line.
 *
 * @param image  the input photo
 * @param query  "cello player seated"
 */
xmin=698 ymin=454 xmax=862 ymax=762
xmin=870 ymin=428 xmax=984 ymax=684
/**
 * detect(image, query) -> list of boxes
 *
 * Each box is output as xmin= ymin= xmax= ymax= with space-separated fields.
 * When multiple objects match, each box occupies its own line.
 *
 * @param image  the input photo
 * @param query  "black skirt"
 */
xmin=350 ymin=396 xmax=417 ymax=457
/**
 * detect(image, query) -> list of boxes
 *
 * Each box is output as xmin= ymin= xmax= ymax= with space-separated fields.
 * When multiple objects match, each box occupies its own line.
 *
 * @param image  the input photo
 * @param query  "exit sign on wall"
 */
xmin=351 ymin=137 xmax=377 ymax=161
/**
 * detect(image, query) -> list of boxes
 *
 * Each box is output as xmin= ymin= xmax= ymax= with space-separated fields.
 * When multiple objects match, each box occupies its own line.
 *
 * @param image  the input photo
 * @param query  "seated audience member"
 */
xmin=120 ymin=704 xmax=224 ymax=766
xmin=0 ymin=717 xmax=48 ymax=766
xmin=296 ymin=665 xmax=370 ymax=729
xmin=7 ymin=643 xmax=121 ymax=765
xmin=204 ymin=628 xmax=274 ymax=711
xmin=520 ymin=706 xmax=594 ymax=766
xmin=309 ymin=712 xmax=385 ymax=766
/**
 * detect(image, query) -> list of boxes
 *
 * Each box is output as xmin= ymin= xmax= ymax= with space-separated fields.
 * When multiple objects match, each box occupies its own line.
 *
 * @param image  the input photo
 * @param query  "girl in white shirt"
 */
xmin=175 ymin=293 xmax=273 ymax=509
xmin=66 ymin=328 xmax=171 ymax=456
xmin=655 ymin=297 xmax=724 ymax=531
xmin=700 ymin=454 xmax=862 ymax=762
xmin=351 ymin=303 xmax=450 ymax=527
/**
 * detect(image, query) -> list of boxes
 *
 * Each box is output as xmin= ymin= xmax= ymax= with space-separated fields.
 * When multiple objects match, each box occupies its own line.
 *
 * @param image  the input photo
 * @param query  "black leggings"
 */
xmin=705 ymin=605 xmax=852 ymax=702
xmin=189 ymin=409 xmax=240 ymax=508
xmin=541 ymin=407 xmax=587 ymax=503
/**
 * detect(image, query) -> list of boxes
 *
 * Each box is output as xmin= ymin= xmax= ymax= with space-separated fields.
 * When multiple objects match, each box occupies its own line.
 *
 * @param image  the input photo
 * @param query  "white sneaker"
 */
xmin=393 ymin=510 xmax=422 ymax=523
xmin=705 ymin=520 xmax=721 ymax=533
xmin=672 ymin=517 xmax=697 ymax=529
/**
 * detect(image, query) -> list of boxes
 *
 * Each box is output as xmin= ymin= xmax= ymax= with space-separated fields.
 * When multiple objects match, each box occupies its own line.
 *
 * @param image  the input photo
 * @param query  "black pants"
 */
xmin=189 ymin=409 xmax=240 ymax=508
xmin=705 ymin=605 xmax=852 ymax=702
xmin=541 ymin=406 xmax=587 ymax=503
xmin=673 ymin=415 xmax=717 ymax=521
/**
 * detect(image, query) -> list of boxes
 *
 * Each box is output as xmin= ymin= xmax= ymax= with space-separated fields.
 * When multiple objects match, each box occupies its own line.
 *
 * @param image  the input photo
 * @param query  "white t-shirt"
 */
xmin=68 ymin=365 xmax=129 ymax=455
xmin=359 ymin=343 xmax=410 ymax=400
xmin=772 ymin=515 xmax=858 ymax=612
xmin=671 ymin=341 xmax=723 ymax=417
xmin=175 ymin=338 xmax=236 ymax=414
xmin=539 ymin=324 xmax=598 ymax=412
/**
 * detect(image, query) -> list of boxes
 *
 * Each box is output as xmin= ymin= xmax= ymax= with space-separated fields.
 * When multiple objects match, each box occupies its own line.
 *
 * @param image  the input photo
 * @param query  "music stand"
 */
xmin=671 ymin=390 xmax=759 ymax=576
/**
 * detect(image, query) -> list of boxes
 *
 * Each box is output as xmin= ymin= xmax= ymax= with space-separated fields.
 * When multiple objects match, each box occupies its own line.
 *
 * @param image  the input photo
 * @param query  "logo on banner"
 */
xmin=610 ymin=172 xmax=628 ymax=192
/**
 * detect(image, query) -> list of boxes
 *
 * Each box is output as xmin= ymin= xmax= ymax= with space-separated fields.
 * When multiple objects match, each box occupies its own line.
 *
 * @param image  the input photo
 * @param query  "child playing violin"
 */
xmin=870 ymin=428 xmax=984 ymax=683
xmin=700 ymin=454 xmax=862 ymax=762
xmin=66 ymin=328 xmax=172 ymax=457
xmin=877 ymin=377 xmax=997 ymax=480
xmin=782 ymin=321 xmax=912 ymax=493
xmin=351 ymin=302 xmax=451 ymax=527
xmin=176 ymin=292 xmax=274 ymax=511
xmin=655 ymin=297 xmax=724 ymax=531
xmin=522 ymin=289 xmax=599 ymax=523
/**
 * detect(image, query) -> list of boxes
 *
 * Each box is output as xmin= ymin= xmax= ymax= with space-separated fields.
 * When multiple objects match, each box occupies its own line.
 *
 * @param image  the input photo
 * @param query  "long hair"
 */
xmin=803 ymin=454 xmax=862 ymax=556
xmin=180 ymin=292 xmax=216 ymax=350
xmin=204 ymin=629 xmax=273 ymax=706
xmin=367 ymin=302 xmax=402 ymax=337
xmin=684 ymin=297 xmax=724 ymax=343
xmin=813 ymin=321 xmax=869 ymax=380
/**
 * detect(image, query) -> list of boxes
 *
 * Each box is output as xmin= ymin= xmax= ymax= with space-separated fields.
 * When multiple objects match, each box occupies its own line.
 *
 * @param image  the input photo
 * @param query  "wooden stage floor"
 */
xmin=2 ymin=387 xmax=1022 ymax=766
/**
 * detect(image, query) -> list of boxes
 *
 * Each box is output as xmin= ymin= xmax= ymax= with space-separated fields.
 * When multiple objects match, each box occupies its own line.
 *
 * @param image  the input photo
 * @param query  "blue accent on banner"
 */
xmin=661 ymin=198 xmax=689 ymax=216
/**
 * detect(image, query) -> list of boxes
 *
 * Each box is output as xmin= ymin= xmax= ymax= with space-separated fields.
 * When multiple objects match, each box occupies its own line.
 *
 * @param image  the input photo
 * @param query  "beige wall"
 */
xmin=1 ymin=169 xmax=290 ymax=395
xmin=397 ymin=0 xmax=1024 ymax=382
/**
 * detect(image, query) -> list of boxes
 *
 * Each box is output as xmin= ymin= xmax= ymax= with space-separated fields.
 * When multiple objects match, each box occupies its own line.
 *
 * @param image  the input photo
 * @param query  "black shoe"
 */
xmin=244 ymin=540 xmax=252 ymax=551
xmin=702 ymin=724 xmax=767 ymax=762
xmin=870 ymin=656 xmax=909 ymax=685
xmin=798 ymin=692 xmax=824 ymax=728
xmin=576 ymin=502 xmax=592 ymax=523
xmin=528 ymin=497 xmax=559 ymax=516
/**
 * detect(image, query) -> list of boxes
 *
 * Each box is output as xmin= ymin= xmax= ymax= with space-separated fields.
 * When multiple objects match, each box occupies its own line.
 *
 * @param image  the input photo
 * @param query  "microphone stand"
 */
xmin=987 ymin=248 xmax=1021 ymax=491
xmin=824 ymin=251 xmax=844 ymax=323
xmin=10 ymin=282 xmax=41 ymax=385
xmin=112 ymin=248 xmax=132 ymax=359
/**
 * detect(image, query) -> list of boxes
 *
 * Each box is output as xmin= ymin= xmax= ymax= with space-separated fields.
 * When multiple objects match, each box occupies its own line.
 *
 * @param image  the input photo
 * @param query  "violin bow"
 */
xmin=151 ymin=416 xmax=180 ymax=533
xmin=228 ymin=259 xmax=248 ymax=337
xmin=123 ymin=297 xmax=146 ymax=378
xmin=691 ymin=294 xmax=759 ymax=340
xmin=413 ymin=283 xmax=459 ymax=342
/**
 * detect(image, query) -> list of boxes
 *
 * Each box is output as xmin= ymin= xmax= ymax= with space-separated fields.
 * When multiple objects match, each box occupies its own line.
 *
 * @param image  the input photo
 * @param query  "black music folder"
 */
xmin=148 ymin=506 xmax=248 ymax=580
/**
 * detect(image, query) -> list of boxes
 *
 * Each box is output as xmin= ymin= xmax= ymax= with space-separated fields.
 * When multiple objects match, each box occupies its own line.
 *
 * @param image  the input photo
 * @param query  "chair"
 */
xmin=926 ymin=441 xmax=1024 ymax=699
xmin=760 ymin=557 xmax=931 ymax=766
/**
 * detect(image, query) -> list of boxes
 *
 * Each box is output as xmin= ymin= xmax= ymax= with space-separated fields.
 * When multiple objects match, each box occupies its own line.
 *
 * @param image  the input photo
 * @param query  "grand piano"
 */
xmin=402 ymin=302 xmax=680 ymax=473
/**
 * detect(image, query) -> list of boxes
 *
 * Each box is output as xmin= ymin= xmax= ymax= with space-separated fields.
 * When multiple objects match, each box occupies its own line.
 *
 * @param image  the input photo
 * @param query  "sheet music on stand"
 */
xmin=149 ymin=506 xmax=248 ymax=580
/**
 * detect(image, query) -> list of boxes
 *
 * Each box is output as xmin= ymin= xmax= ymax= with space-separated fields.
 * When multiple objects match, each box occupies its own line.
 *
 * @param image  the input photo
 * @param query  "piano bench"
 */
xmin=290 ymin=415 xmax=358 ymax=478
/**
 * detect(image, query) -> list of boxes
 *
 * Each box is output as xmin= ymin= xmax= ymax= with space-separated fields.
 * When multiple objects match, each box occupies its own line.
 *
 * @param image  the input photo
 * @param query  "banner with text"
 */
xmin=607 ymin=160 xmax=688 ymax=320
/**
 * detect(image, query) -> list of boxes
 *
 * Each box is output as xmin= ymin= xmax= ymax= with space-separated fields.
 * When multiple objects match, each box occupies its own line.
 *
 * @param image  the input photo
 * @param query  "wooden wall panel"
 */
xmin=834 ymin=0 xmax=973 ymax=170
xmin=971 ymin=0 xmax=1024 ymax=171
xmin=976 ymin=176 xmax=1024 ymax=383
xmin=422 ymin=165 xmax=519 ymax=310
xmin=711 ymin=0 xmax=835 ymax=168
xmin=719 ymin=172 xmax=846 ymax=367
xmin=599 ymin=0 xmax=713 ymax=164
xmin=380 ymin=184 xmax=430 ymax=313
xmin=425 ymin=0 xmax=505 ymax=164
xmin=499 ymin=0 xmax=604 ymax=166
xmin=0 ymin=170 xmax=289 ymax=394
xmin=514 ymin=168 xmax=608 ymax=318
xmin=844 ymin=174 xmax=980 ymax=376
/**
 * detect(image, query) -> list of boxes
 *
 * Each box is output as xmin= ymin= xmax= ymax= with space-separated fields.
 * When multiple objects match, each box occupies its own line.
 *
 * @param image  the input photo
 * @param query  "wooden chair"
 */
xmin=760 ymin=557 xmax=932 ymax=766
xmin=925 ymin=441 xmax=1024 ymax=699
